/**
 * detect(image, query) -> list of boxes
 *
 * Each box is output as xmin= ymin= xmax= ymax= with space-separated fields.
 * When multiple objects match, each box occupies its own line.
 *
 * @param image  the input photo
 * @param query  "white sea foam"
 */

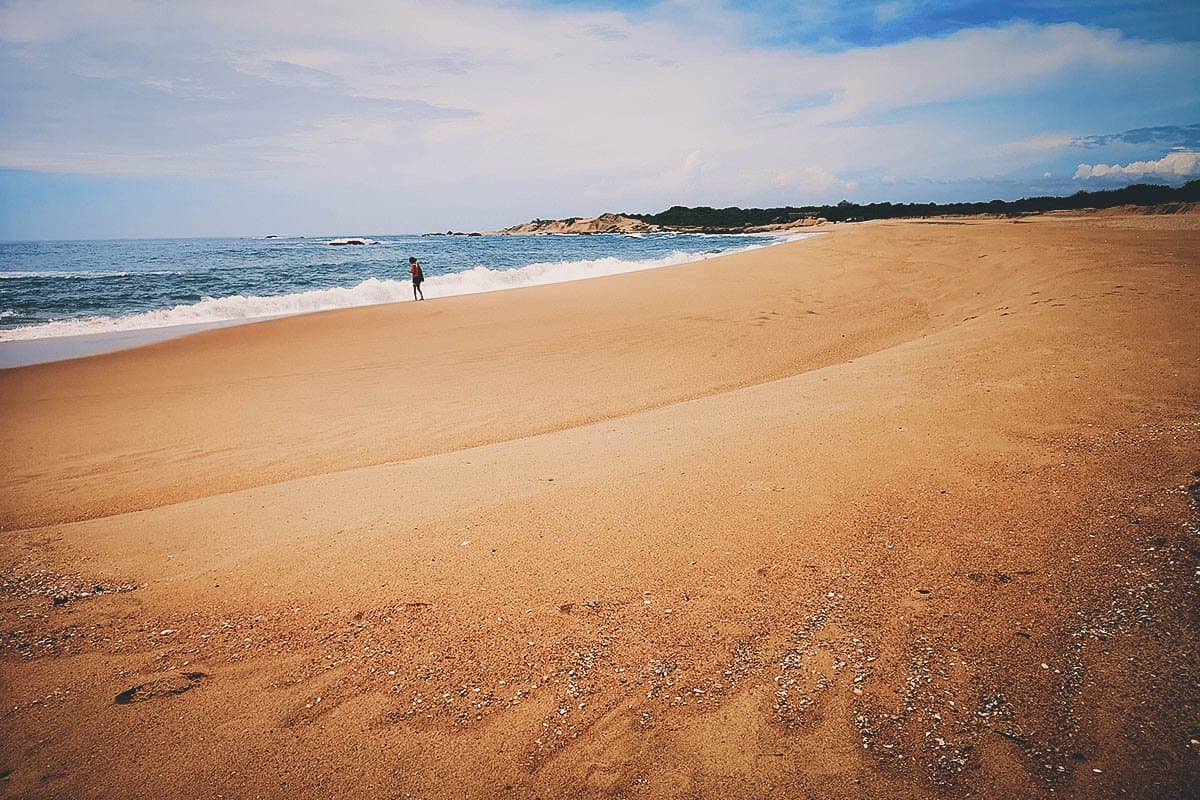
xmin=0 ymin=270 xmax=178 ymax=279
xmin=2 ymin=271 xmax=136 ymax=280
xmin=0 ymin=234 xmax=816 ymax=342
xmin=326 ymin=237 xmax=379 ymax=246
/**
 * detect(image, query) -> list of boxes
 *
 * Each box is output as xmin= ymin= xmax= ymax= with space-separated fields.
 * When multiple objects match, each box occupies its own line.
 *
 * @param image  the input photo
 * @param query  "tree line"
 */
xmin=624 ymin=179 xmax=1200 ymax=229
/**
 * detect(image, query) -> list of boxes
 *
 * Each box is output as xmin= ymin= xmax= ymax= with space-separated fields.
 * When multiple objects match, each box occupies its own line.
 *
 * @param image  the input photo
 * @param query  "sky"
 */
xmin=0 ymin=0 xmax=1197 ymax=239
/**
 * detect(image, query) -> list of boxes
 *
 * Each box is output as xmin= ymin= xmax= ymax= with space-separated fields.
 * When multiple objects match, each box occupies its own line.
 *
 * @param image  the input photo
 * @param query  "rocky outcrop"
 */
xmin=494 ymin=213 xmax=827 ymax=235
xmin=495 ymin=213 xmax=662 ymax=235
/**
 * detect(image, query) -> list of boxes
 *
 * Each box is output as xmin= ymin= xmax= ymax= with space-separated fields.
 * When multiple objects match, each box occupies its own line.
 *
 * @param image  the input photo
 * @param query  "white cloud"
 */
xmin=1074 ymin=149 xmax=1200 ymax=179
xmin=770 ymin=165 xmax=857 ymax=194
xmin=992 ymin=134 xmax=1078 ymax=157
xmin=0 ymin=1 xmax=1197 ymax=230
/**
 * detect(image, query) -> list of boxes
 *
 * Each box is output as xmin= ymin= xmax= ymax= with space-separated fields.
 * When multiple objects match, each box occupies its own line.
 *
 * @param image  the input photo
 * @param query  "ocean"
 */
xmin=0 ymin=231 xmax=812 ymax=366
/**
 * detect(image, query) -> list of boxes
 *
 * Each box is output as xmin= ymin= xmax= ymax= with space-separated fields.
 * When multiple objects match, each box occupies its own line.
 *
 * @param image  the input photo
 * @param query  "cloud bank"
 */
xmin=1074 ymin=149 xmax=1200 ymax=180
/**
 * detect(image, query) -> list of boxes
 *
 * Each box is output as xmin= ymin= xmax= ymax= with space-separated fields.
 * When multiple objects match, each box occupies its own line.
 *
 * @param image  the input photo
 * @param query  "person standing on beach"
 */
xmin=409 ymin=256 xmax=425 ymax=301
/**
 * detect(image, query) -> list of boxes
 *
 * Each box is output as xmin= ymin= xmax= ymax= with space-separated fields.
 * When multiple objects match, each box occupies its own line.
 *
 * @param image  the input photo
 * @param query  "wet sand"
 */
xmin=1 ymin=212 xmax=1197 ymax=798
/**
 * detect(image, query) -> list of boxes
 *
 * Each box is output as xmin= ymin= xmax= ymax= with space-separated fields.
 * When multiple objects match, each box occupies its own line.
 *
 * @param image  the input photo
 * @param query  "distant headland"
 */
xmin=481 ymin=179 xmax=1198 ymax=235
xmin=491 ymin=211 xmax=822 ymax=236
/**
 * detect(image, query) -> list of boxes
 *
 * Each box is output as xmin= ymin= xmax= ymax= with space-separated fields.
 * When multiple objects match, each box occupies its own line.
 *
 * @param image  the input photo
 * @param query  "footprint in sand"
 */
xmin=115 ymin=671 xmax=207 ymax=705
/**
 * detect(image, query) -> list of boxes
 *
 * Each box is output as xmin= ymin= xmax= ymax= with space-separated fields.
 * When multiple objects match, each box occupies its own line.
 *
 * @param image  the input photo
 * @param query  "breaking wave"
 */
xmin=0 ymin=235 xmax=816 ymax=342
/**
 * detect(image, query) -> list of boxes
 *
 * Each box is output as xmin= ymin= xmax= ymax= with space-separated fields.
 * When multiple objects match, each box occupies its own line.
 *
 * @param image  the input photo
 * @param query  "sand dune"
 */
xmin=1 ymin=213 xmax=1197 ymax=798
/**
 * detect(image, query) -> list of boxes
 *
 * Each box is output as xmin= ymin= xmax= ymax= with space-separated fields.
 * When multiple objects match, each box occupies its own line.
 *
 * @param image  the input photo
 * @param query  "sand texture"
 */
xmin=1 ymin=213 xmax=1198 ymax=798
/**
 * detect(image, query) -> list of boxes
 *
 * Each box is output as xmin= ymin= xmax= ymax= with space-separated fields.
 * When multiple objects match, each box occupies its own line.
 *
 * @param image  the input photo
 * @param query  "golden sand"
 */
xmin=1 ymin=212 xmax=1197 ymax=798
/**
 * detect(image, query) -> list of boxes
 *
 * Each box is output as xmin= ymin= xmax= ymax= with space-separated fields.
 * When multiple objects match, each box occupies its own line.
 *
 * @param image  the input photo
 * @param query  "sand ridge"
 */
xmin=0 ymin=213 xmax=1197 ymax=798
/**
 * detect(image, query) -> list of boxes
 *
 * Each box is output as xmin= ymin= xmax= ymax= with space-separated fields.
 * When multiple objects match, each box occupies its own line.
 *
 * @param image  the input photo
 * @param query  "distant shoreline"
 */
xmin=490 ymin=179 xmax=1198 ymax=235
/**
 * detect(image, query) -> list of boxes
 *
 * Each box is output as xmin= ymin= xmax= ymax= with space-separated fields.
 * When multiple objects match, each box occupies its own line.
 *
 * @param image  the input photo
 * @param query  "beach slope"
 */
xmin=1 ymin=213 xmax=1197 ymax=798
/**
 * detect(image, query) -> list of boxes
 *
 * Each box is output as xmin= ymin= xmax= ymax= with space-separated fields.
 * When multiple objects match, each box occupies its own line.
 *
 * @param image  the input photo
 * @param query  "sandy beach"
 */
xmin=1 ymin=212 xmax=1197 ymax=798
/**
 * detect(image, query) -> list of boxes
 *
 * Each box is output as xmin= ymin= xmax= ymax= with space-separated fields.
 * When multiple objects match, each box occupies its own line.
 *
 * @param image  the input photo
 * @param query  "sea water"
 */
xmin=0 ymin=231 xmax=812 ymax=366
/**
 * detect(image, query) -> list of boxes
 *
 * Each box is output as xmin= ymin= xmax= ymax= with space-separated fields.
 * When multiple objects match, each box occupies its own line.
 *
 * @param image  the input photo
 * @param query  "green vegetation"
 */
xmin=624 ymin=179 xmax=1200 ymax=229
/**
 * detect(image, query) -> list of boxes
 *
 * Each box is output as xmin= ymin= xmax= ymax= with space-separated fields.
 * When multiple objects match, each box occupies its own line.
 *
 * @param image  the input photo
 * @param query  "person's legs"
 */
xmin=417 ymin=282 xmax=424 ymax=300
xmin=413 ymin=281 xmax=419 ymax=300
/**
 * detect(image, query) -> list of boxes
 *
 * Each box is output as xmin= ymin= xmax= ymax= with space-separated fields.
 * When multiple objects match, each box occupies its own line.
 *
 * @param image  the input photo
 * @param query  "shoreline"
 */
xmin=0 ymin=318 xmax=260 ymax=369
xmin=0 ymin=231 xmax=820 ymax=369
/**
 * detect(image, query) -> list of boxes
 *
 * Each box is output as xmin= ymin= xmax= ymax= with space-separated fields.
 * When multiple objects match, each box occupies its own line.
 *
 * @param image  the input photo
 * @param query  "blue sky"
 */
xmin=543 ymin=0 xmax=1200 ymax=48
xmin=0 ymin=0 xmax=1197 ymax=239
